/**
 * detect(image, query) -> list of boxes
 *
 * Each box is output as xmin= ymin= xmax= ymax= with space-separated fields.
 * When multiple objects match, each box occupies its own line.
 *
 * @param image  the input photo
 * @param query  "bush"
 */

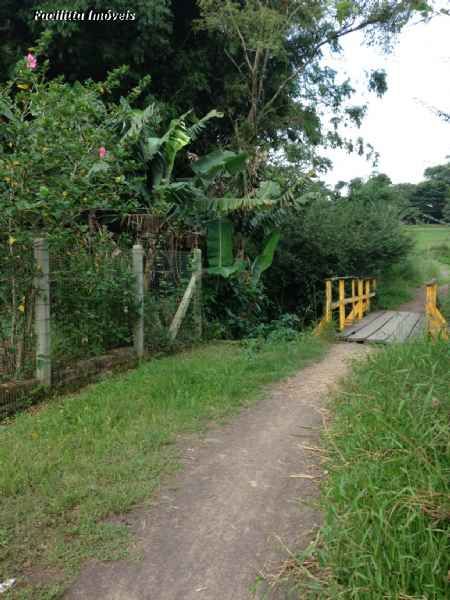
xmin=50 ymin=237 xmax=139 ymax=364
xmin=431 ymin=242 xmax=450 ymax=266
xmin=0 ymin=55 xmax=140 ymax=236
xmin=203 ymin=276 xmax=273 ymax=339
xmin=264 ymin=198 xmax=413 ymax=319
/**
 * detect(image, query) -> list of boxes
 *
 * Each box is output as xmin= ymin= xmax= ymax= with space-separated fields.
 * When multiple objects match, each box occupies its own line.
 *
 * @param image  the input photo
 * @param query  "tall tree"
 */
xmin=195 ymin=1 xmax=437 ymax=156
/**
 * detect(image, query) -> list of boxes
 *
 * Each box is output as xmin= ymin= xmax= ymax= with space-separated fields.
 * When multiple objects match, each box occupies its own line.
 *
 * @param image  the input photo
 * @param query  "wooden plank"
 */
xmin=368 ymin=312 xmax=421 ymax=343
xmin=407 ymin=315 xmax=426 ymax=340
xmin=339 ymin=310 xmax=387 ymax=338
xmin=340 ymin=311 xmax=393 ymax=339
xmin=392 ymin=312 xmax=423 ymax=343
xmin=346 ymin=311 xmax=398 ymax=342
xmin=168 ymin=272 xmax=199 ymax=341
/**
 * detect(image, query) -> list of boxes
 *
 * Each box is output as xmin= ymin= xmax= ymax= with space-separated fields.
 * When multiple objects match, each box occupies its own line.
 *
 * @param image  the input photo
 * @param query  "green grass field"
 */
xmin=290 ymin=338 xmax=450 ymax=599
xmin=0 ymin=334 xmax=326 ymax=599
xmin=376 ymin=225 xmax=450 ymax=309
xmin=405 ymin=224 xmax=450 ymax=251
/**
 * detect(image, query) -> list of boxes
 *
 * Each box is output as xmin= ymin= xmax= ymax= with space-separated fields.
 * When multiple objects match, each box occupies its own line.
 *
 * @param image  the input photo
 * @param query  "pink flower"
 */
xmin=26 ymin=53 xmax=37 ymax=70
xmin=98 ymin=146 xmax=107 ymax=159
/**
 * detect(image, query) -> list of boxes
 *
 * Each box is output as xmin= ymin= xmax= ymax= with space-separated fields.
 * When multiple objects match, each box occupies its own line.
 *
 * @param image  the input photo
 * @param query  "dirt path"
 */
xmin=67 ymin=344 xmax=371 ymax=600
xmin=396 ymin=271 xmax=449 ymax=314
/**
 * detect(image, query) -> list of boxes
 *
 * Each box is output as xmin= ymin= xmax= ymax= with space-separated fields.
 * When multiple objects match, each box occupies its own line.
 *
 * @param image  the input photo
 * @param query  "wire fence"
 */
xmin=144 ymin=246 xmax=199 ymax=349
xmin=0 ymin=238 xmax=36 ymax=384
xmin=0 ymin=236 xmax=201 ymax=418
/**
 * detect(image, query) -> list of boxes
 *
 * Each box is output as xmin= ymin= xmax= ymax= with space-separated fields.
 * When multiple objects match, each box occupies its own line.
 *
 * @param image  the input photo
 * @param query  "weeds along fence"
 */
xmin=0 ymin=236 xmax=202 ymax=418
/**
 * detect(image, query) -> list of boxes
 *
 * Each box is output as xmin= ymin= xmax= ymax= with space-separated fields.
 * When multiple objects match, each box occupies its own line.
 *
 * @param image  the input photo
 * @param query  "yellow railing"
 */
xmin=317 ymin=276 xmax=377 ymax=333
xmin=425 ymin=280 xmax=448 ymax=340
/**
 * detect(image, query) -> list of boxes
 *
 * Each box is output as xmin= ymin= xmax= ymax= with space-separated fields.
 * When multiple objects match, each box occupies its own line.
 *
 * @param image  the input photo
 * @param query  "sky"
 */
xmin=321 ymin=11 xmax=450 ymax=187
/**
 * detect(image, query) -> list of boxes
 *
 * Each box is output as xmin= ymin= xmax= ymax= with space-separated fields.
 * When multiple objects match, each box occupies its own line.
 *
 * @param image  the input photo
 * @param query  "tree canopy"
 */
xmin=1 ymin=0 xmax=441 ymax=179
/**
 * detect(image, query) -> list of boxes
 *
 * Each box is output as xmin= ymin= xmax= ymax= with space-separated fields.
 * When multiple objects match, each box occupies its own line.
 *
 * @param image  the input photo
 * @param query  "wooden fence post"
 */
xmin=357 ymin=279 xmax=364 ymax=320
xmin=338 ymin=279 xmax=345 ymax=331
xmin=351 ymin=279 xmax=356 ymax=316
xmin=425 ymin=280 xmax=448 ymax=340
xmin=365 ymin=279 xmax=371 ymax=313
xmin=33 ymin=238 xmax=51 ymax=386
xmin=192 ymin=248 xmax=202 ymax=339
xmin=324 ymin=279 xmax=332 ymax=323
xmin=132 ymin=244 xmax=144 ymax=358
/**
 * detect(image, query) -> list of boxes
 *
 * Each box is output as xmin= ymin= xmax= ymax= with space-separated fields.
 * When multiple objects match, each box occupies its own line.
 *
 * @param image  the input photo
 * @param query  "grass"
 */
xmin=440 ymin=287 xmax=450 ymax=321
xmin=0 ymin=334 xmax=327 ymax=598
xmin=375 ymin=254 xmax=441 ymax=309
xmin=405 ymin=224 xmax=450 ymax=251
xmin=289 ymin=338 xmax=450 ymax=599
xmin=376 ymin=225 xmax=450 ymax=310
xmin=405 ymin=224 xmax=450 ymax=279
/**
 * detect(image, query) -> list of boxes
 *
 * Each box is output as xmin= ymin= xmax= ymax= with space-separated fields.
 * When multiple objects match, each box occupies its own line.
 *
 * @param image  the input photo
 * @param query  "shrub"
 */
xmin=0 ymin=49 xmax=142 ymax=237
xmin=203 ymin=276 xmax=273 ymax=339
xmin=50 ymin=239 xmax=139 ymax=364
xmin=264 ymin=198 xmax=413 ymax=319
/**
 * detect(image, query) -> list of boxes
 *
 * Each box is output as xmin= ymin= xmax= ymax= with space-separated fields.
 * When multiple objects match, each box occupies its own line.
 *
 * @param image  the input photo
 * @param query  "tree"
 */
xmin=443 ymin=198 xmax=450 ymax=223
xmin=2 ymin=1 xmax=440 ymax=180
xmin=0 ymin=0 xmax=173 ymax=83
xmin=411 ymin=162 xmax=450 ymax=222
xmin=195 ymin=0 xmax=437 ymax=169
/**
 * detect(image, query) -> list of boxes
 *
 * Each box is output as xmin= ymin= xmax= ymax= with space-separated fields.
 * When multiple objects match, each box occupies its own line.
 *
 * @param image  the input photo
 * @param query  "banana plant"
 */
xmin=206 ymin=216 xmax=280 ymax=284
xmin=190 ymin=149 xmax=284 ymax=282
xmin=115 ymin=101 xmax=223 ymax=209
xmin=113 ymin=100 xmax=287 ymax=282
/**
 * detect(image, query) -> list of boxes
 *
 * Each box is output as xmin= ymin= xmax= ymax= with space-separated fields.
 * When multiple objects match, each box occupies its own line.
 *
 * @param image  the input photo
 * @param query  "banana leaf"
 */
xmin=192 ymin=150 xmax=247 ymax=178
xmin=206 ymin=218 xmax=235 ymax=276
xmin=251 ymin=231 xmax=281 ymax=285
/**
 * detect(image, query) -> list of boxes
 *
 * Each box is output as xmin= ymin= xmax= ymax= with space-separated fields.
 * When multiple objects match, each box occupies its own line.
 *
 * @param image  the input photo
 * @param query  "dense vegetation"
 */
xmin=1 ymin=3 xmax=449 ymax=599
xmin=3 ymin=1 xmax=445 ymax=341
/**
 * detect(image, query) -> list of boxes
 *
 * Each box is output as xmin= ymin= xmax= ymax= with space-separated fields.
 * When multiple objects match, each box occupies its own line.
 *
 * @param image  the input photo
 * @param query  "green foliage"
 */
xmin=0 ymin=0 xmax=439 ymax=186
xmin=409 ymin=162 xmax=450 ymax=223
xmin=246 ymin=313 xmax=303 ymax=344
xmin=375 ymin=254 xmax=440 ymax=309
xmin=204 ymin=277 xmax=273 ymax=338
xmin=431 ymin=243 xmax=450 ymax=267
xmin=0 ymin=58 xmax=139 ymax=234
xmin=50 ymin=239 xmax=139 ymax=363
xmin=251 ymin=231 xmax=281 ymax=285
xmin=439 ymin=287 xmax=450 ymax=320
xmin=292 ymin=339 xmax=450 ymax=598
xmin=192 ymin=149 xmax=247 ymax=178
xmin=0 ymin=0 xmax=173 ymax=82
xmin=264 ymin=196 xmax=413 ymax=318
xmin=206 ymin=218 xmax=237 ymax=275
xmin=443 ymin=199 xmax=450 ymax=223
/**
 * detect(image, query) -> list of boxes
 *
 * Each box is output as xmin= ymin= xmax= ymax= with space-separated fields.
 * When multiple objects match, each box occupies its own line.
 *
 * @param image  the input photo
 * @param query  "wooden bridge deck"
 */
xmin=339 ymin=310 xmax=426 ymax=344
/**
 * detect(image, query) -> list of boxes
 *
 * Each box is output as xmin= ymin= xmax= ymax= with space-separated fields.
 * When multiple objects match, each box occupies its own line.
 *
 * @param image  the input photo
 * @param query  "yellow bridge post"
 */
xmin=357 ymin=279 xmax=364 ymax=320
xmin=325 ymin=279 xmax=332 ymax=324
xmin=365 ymin=279 xmax=371 ymax=313
xmin=316 ymin=275 xmax=377 ymax=335
xmin=339 ymin=279 xmax=346 ymax=331
xmin=425 ymin=281 xmax=448 ymax=340
xmin=351 ymin=279 xmax=357 ymax=317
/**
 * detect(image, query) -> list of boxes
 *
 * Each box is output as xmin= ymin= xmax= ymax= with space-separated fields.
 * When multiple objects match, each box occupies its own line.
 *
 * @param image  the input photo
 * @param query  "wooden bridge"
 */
xmin=317 ymin=276 xmax=448 ymax=344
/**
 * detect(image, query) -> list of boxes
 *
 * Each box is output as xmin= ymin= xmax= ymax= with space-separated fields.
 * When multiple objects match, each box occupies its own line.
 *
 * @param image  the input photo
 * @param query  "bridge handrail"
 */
xmin=425 ymin=280 xmax=448 ymax=340
xmin=318 ymin=276 xmax=377 ymax=332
